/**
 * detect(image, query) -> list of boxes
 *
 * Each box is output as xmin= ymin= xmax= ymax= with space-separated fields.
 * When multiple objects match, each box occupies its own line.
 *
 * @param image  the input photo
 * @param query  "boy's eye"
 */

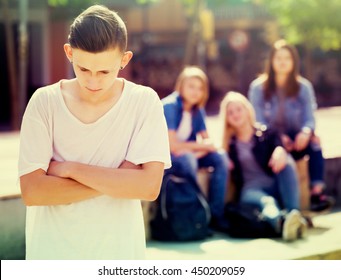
xmin=101 ymin=71 xmax=109 ymax=75
xmin=80 ymin=68 xmax=88 ymax=72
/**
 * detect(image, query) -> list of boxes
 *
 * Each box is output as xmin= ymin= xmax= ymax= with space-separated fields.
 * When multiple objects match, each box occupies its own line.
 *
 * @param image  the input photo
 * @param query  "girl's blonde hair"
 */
xmin=174 ymin=66 xmax=209 ymax=108
xmin=220 ymin=91 xmax=256 ymax=151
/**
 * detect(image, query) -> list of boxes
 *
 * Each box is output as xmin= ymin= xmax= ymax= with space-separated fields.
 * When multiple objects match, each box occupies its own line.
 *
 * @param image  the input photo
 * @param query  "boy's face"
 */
xmin=64 ymin=44 xmax=132 ymax=95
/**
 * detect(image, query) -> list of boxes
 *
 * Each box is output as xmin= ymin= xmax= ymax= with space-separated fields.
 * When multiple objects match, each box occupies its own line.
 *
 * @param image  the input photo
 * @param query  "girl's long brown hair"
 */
xmin=262 ymin=39 xmax=300 ymax=100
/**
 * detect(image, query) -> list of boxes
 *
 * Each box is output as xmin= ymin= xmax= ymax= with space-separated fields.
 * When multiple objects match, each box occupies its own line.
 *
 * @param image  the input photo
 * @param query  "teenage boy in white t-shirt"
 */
xmin=18 ymin=5 xmax=171 ymax=260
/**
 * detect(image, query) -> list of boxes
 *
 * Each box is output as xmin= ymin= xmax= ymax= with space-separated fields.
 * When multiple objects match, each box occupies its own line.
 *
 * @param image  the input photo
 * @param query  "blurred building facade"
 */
xmin=1 ymin=0 xmax=341 ymax=129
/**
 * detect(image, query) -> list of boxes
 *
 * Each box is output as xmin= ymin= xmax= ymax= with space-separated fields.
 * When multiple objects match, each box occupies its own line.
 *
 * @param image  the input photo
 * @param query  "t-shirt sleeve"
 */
xmin=125 ymin=92 xmax=171 ymax=169
xmin=18 ymin=91 xmax=53 ymax=177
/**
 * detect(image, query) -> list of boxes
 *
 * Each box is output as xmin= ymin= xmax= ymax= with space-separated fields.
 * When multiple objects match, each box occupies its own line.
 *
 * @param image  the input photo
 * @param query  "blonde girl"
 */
xmin=221 ymin=91 xmax=307 ymax=241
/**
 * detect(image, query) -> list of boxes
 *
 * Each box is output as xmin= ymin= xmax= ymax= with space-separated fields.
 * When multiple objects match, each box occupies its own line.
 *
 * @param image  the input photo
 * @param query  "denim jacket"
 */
xmin=162 ymin=92 xmax=206 ymax=141
xmin=248 ymin=77 xmax=317 ymax=133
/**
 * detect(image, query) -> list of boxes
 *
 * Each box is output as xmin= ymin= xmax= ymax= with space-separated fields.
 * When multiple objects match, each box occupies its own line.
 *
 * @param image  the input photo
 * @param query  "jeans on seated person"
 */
xmin=287 ymin=131 xmax=335 ymax=211
xmin=239 ymin=157 xmax=300 ymax=232
xmin=287 ymin=131 xmax=325 ymax=187
xmin=168 ymin=151 xmax=229 ymax=223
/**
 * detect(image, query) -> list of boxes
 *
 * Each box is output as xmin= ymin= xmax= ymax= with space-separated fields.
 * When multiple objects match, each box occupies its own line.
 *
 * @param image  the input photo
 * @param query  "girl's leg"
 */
xmin=299 ymin=137 xmax=334 ymax=211
xmin=240 ymin=188 xmax=282 ymax=233
xmin=169 ymin=153 xmax=198 ymax=181
xmin=198 ymin=150 xmax=228 ymax=221
xmin=275 ymin=155 xmax=300 ymax=211
xmin=274 ymin=157 xmax=308 ymax=240
xmin=307 ymin=137 xmax=325 ymax=187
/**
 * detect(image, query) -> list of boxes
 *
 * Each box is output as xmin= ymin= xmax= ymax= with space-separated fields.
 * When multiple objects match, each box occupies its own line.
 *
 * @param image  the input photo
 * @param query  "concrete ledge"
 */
xmin=0 ymin=196 xmax=26 ymax=260
xmin=325 ymin=157 xmax=341 ymax=206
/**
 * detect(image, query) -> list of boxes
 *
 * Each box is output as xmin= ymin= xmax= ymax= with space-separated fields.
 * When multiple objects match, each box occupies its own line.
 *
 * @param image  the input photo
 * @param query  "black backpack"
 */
xmin=224 ymin=202 xmax=281 ymax=238
xmin=150 ymin=173 xmax=211 ymax=241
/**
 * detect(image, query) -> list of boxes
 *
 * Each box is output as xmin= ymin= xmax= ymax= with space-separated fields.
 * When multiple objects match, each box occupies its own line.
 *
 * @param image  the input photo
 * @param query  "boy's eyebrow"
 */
xmin=77 ymin=64 xmax=112 ymax=72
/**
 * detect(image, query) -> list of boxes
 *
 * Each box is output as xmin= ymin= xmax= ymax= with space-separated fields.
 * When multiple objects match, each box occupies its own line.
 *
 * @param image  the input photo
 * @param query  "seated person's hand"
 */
xmin=201 ymin=138 xmax=217 ymax=152
xmin=294 ymin=131 xmax=310 ymax=151
xmin=268 ymin=146 xmax=287 ymax=174
xmin=281 ymin=134 xmax=294 ymax=152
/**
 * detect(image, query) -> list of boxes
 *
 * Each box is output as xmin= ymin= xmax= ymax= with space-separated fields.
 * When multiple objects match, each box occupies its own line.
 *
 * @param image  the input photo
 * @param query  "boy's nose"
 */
xmin=87 ymin=77 xmax=100 ymax=89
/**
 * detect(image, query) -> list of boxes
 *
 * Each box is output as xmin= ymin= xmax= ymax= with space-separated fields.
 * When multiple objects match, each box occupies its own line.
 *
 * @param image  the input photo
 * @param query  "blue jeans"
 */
xmin=168 ymin=151 xmax=229 ymax=221
xmin=239 ymin=156 xmax=300 ymax=232
xmin=288 ymin=131 xmax=325 ymax=187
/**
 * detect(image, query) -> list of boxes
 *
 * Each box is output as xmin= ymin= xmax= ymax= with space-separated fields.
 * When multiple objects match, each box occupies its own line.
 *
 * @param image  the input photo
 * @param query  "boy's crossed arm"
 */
xmin=20 ymin=160 xmax=163 ymax=206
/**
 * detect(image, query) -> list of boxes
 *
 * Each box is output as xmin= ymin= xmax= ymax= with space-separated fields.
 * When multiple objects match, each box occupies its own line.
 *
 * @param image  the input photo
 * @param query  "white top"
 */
xmin=176 ymin=111 xmax=192 ymax=141
xmin=18 ymin=79 xmax=171 ymax=260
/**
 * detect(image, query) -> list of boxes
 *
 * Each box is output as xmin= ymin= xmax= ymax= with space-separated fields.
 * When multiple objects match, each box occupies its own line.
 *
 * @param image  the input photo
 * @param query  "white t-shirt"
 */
xmin=176 ymin=111 xmax=192 ymax=141
xmin=18 ymin=79 xmax=171 ymax=260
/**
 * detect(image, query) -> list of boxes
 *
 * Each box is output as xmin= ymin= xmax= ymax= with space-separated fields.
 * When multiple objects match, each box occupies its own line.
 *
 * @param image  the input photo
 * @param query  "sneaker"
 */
xmin=282 ymin=209 xmax=302 ymax=241
xmin=297 ymin=218 xmax=308 ymax=239
xmin=310 ymin=193 xmax=335 ymax=212
xmin=302 ymin=215 xmax=314 ymax=228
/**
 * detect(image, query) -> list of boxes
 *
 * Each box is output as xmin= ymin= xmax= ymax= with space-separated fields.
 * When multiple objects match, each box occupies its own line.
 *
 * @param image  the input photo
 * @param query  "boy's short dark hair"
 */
xmin=68 ymin=5 xmax=127 ymax=53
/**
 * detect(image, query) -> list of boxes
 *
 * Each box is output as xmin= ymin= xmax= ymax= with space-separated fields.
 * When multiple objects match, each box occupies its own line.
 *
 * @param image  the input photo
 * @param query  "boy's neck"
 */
xmin=60 ymin=78 xmax=124 ymax=124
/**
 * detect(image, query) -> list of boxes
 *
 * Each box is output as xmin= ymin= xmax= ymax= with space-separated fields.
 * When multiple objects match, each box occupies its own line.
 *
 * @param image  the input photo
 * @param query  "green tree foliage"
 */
xmin=135 ymin=0 xmax=159 ymax=4
xmin=47 ymin=0 xmax=94 ymax=20
xmin=48 ymin=0 xmax=92 ymax=7
xmin=258 ymin=0 xmax=341 ymax=51
xmin=47 ymin=0 xmax=161 ymax=19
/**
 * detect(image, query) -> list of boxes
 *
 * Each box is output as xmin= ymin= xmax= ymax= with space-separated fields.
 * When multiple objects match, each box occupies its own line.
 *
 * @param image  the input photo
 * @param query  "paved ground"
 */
xmin=146 ymin=209 xmax=341 ymax=260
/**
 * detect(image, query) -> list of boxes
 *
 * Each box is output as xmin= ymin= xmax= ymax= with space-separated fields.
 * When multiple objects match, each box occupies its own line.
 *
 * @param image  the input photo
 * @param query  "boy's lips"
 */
xmin=86 ymin=87 xmax=101 ymax=92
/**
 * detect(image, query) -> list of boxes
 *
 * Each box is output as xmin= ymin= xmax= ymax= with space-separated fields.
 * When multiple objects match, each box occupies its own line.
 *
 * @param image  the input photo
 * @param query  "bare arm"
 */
xmin=168 ymin=130 xmax=216 ymax=155
xmin=47 ymin=160 xmax=164 ymax=202
xmin=20 ymin=160 xmax=143 ymax=206
xmin=20 ymin=169 xmax=100 ymax=206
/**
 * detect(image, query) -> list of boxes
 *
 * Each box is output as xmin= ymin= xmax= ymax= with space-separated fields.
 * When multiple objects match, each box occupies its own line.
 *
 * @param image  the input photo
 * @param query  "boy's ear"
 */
xmin=121 ymin=51 xmax=133 ymax=68
xmin=64 ymin=44 xmax=73 ymax=62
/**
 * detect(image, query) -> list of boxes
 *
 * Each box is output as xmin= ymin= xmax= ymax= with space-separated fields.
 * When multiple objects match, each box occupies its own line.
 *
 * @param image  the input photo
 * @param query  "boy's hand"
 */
xmin=47 ymin=160 xmax=70 ymax=178
xmin=119 ymin=160 xmax=142 ymax=170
